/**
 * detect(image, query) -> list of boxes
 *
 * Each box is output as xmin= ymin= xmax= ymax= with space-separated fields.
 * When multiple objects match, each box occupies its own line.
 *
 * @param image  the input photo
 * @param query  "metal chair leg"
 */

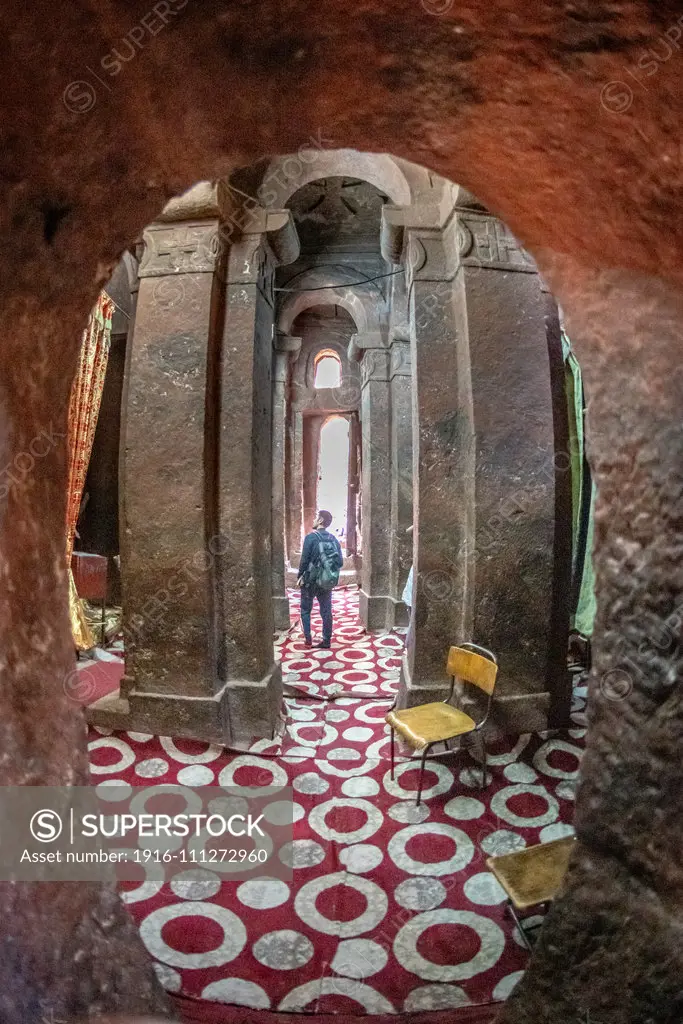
xmin=390 ymin=727 xmax=395 ymax=780
xmin=416 ymin=744 xmax=431 ymax=806
xmin=480 ymin=732 xmax=488 ymax=790
xmin=506 ymin=900 xmax=534 ymax=952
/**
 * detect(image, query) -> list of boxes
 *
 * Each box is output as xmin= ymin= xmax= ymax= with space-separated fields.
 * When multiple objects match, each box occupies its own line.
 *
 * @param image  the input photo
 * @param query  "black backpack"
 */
xmin=309 ymin=536 xmax=341 ymax=591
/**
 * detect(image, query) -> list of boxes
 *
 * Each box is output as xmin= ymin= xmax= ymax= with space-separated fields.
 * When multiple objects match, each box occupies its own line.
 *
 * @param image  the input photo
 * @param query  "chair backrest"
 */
xmin=447 ymin=644 xmax=498 ymax=695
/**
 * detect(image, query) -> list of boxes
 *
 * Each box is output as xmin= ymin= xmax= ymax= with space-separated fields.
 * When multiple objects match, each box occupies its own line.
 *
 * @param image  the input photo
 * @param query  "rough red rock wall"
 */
xmin=1 ymin=1 xmax=682 ymax=1021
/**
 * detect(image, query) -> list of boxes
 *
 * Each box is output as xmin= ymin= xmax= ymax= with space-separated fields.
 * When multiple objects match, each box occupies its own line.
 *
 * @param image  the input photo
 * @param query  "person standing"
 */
xmin=297 ymin=510 xmax=343 ymax=649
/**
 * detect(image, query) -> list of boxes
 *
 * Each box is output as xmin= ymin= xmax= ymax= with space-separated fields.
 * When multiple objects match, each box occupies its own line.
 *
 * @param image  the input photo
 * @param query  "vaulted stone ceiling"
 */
xmin=286 ymin=176 xmax=389 ymax=255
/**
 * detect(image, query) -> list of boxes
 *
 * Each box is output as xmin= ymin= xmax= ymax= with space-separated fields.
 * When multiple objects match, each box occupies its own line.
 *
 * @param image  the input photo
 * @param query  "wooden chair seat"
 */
xmin=386 ymin=703 xmax=477 ymax=748
xmin=486 ymin=835 xmax=575 ymax=909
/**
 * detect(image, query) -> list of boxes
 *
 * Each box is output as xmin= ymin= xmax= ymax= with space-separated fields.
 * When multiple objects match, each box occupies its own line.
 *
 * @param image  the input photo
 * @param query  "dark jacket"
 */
xmin=297 ymin=529 xmax=343 ymax=586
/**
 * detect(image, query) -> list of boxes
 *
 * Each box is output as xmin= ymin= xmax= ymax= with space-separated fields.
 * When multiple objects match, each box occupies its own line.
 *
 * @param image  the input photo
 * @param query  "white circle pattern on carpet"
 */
xmin=88 ymin=586 xmax=581 ymax=1015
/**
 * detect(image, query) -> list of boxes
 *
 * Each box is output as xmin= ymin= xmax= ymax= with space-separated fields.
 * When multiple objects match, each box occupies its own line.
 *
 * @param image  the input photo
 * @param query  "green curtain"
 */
xmin=562 ymin=331 xmax=597 ymax=637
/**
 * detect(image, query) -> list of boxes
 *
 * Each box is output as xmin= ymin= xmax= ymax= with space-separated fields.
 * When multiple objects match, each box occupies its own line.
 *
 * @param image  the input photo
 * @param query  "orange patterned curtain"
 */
xmin=67 ymin=291 xmax=115 ymax=649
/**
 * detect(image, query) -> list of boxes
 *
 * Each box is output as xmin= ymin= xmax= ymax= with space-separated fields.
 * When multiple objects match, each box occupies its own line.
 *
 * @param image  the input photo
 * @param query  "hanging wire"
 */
xmin=274 ymin=267 xmax=404 ymax=293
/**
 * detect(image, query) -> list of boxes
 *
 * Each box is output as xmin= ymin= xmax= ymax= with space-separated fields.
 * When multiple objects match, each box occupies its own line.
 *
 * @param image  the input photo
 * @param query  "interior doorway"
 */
xmin=317 ymin=414 xmax=350 ymax=550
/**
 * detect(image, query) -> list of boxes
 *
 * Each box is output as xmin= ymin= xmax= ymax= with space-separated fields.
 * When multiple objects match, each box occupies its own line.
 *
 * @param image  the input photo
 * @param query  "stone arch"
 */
xmin=257 ymin=149 xmax=412 ymax=208
xmin=276 ymin=266 xmax=384 ymax=337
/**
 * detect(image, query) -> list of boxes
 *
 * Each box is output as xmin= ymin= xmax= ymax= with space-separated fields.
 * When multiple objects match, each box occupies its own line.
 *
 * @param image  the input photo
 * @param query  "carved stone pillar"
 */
xmin=385 ymin=186 xmax=570 ymax=729
xmin=216 ymin=208 xmax=299 ymax=743
xmin=457 ymin=195 xmax=571 ymax=731
xmin=90 ymin=181 xmax=232 ymax=741
xmin=302 ymin=414 xmax=323 ymax=536
xmin=346 ymin=411 xmax=361 ymax=557
xmin=287 ymin=407 xmax=305 ymax=565
xmin=389 ymin=333 xmax=413 ymax=626
xmin=271 ymin=349 xmax=290 ymax=629
xmin=272 ymin=334 xmax=300 ymax=629
xmin=397 ymin=200 xmax=476 ymax=705
xmin=0 ymin=289 xmax=171 ymax=1019
xmin=90 ymin=187 xmax=300 ymax=745
xmin=353 ymin=332 xmax=394 ymax=631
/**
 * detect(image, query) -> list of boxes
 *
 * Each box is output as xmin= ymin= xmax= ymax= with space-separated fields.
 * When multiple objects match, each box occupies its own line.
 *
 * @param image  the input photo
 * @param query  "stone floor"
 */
xmin=86 ymin=586 xmax=586 ymax=1016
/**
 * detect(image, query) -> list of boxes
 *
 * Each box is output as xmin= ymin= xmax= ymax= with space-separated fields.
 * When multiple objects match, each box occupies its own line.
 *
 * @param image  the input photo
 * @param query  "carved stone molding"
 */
xmin=274 ymin=332 xmax=302 ymax=354
xmin=138 ymin=220 xmax=223 ymax=277
xmin=223 ymin=205 xmax=300 ymax=266
xmin=227 ymin=236 xmax=269 ymax=286
xmin=390 ymin=338 xmax=412 ymax=377
xmin=457 ymin=212 xmax=537 ymax=273
xmin=361 ymin=347 xmax=391 ymax=386
xmin=348 ymin=330 xmax=385 ymax=363
xmin=404 ymin=213 xmax=461 ymax=288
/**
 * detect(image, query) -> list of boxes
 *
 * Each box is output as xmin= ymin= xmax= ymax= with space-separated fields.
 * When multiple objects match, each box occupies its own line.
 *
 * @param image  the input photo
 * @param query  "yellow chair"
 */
xmin=386 ymin=642 xmax=498 ymax=805
xmin=486 ymin=835 xmax=576 ymax=950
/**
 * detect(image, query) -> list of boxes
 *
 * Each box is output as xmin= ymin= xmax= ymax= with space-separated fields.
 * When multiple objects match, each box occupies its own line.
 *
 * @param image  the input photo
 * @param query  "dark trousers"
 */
xmin=301 ymin=586 xmax=333 ymax=643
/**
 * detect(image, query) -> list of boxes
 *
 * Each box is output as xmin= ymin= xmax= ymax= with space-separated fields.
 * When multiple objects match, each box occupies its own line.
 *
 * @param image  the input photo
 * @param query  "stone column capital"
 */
xmin=390 ymin=336 xmax=412 ymax=378
xmin=348 ymin=331 xmax=386 ymax=363
xmin=402 ymin=213 xmax=461 ymax=287
xmin=249 ymin=209 xmax=300 ymax=266
xmin=138 ymin=219 xmax=225 ymax=278
xmin=274 ymin=332 xmax=302 ymax=354
xmin=380 ymin=182 xmax=460 ymax=264
xmin=361 ymin=348 xmax=392 ymax=386
xmin=229 ymin=206 xmax=300 ymax=266
xmin=456 ymin=210 xmax=537 ymax=274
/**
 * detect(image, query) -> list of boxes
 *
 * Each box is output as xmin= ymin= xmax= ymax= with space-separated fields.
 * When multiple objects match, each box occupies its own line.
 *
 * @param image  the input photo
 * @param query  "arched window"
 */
xmin=314 ymin=350 xmax=342 ymax=389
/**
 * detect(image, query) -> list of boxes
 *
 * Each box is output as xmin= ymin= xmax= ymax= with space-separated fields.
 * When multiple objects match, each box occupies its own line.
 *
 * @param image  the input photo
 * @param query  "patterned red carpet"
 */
xmin=86 ymin=586 xmax=586 ymax=1017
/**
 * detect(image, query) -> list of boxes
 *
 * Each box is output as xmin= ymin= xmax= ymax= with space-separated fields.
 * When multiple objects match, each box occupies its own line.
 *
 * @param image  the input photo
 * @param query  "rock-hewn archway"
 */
xmin=2 ymin=2 xmax=683 ymax=1021
xmin=259 ymin=150 xmax=413 ymax=208
xmin=276 ymin=266 xmax=383 ymax=337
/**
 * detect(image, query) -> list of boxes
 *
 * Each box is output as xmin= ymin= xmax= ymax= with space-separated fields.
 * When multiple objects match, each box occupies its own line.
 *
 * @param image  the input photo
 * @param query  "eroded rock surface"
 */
xmin=1 ymin=1 xmax=682 ymax=1020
